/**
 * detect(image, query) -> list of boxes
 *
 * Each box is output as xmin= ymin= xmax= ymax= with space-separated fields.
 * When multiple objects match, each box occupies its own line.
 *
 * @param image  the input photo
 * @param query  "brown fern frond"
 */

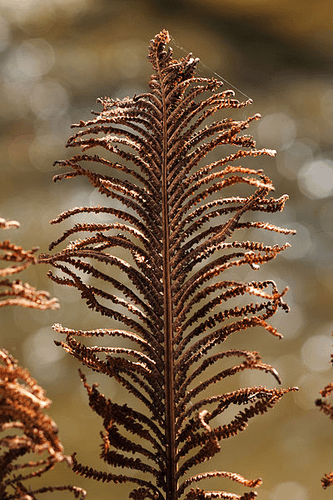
xmin=315 ymin=349 xmax=333 ymax=488
xmin=40 ymin=30 xmax=296 ymax=499
xmin=0 ymin=348 xmax=86 ymax=499
xmin=0 ymin=219 xmax=84 ymax=497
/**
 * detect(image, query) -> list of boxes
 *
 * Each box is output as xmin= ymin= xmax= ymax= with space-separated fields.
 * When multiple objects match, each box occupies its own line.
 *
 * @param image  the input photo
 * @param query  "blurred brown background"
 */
xmin=1 ymin=1 xmax=333 ymax=499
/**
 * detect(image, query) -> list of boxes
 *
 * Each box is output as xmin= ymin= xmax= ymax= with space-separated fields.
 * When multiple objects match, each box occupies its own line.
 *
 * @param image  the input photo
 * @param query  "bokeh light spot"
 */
xmin=23 ymin=326 xmax=66 ymax=384
xmin=29 ymin=79 xmax=69 ymax=118
xmin=258 ymin=113 xmax=296 ymax=150
xmin=301 ymin=334 xmax=332 ymax=372
xmin=298 ymin=158 xmax=333 ymax=199
xmin=276 ymin=140 xmax=314 ymax=180
xmin=1 ymin=0 xmax=55 ymax=29
xmin=16 ymin=38 xmax=55 ymax=79
xmin=319 ymin=198 xmax=333 ymax=238
xmin=270 ymin=481 xmax=307 ymax=500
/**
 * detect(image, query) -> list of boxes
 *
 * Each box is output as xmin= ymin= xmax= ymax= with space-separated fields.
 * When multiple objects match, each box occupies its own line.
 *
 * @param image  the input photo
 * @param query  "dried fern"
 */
xmin=0 ymin=218 xmax=84 ymax=499
xmin=315 ymin=351 xmax=333 ymax=489
xmin=0 ymin=348 xmax=86 ymax=500
xmin=40 ymin=30 xmax=297 ymax=500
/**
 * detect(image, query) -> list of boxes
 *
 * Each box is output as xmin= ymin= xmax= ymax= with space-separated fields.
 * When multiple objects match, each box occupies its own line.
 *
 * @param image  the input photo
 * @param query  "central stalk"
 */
xmin=161 ymin=79 xmax=177 ymax=500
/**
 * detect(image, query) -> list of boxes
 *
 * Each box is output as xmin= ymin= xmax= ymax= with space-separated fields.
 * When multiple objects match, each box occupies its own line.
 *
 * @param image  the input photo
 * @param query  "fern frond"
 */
xmin=315 ymin=350 xmax=333 ymax=488
xmin=0 ymin=349 xmax=86 ymax=499
xmin=40 ymin=30 xmax=297 ymax=500
xmin=0 ymin=220 xmax=85 ymax=498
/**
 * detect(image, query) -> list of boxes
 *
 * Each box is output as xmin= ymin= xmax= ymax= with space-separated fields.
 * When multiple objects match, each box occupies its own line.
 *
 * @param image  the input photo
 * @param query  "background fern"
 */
xmin=316 ymin=351 xmax=333 ymax=489
xmin=0 ymin=219 xmax=84 ymax=499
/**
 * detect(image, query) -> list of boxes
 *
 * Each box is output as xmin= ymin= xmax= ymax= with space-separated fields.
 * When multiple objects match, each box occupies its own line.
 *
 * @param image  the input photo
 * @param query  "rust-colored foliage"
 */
xmin=0 ymin=218 xmax=85 ymax=499
xmin=316 ymin=352 xmax=333 ymax=489
xmin=0 ymin=218 xmax=59 ymax=310
xmin=40 ymin=30 xmax=297 ymax=500
xmin=0 ymin=348 xmax=85 ymax=500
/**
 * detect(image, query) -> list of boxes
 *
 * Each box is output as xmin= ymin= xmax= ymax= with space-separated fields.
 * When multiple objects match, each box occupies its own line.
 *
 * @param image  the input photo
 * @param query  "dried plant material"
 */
xmin=0 ymin=218 xmax=59 ymax=309
xmin=40 ymin=30 xmax=297 ymax=500
xmin=315 ymin=352 xmax=333 ymax=489
xmin=0 ymin=218 xmax=20 ymax=230
xmin=0 ymin=348 xmax=86 ymax=499
xmin=0 ymin=219 xmax=83 ymax=497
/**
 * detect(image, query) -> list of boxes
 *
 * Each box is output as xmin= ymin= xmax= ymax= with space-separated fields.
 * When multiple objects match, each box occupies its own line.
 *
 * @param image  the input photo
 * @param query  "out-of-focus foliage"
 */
xmin=0 ymin=348 xmax=86 ymax=500
xmin=0 ymin=1 xmax=332 ymax=499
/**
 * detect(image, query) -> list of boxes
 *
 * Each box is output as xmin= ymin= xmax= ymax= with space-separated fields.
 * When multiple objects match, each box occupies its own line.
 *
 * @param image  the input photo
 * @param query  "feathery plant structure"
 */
xmin=0 ymin=349 xmax=85 ymax=500
xmin=0 ymin=217 xmax=59 ymax=310
xmin=39 ymin=30 xmax=297 ymax=500
xmin=0 ymin=218 xmax=85 ymax=499
xmin=316 ymin=351 xmax=333 ymax=489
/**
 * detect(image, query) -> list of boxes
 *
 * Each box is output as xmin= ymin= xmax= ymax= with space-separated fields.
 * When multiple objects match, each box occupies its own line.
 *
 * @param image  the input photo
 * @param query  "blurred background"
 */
xmin=0 ymin=0 xmax=333 ymax=499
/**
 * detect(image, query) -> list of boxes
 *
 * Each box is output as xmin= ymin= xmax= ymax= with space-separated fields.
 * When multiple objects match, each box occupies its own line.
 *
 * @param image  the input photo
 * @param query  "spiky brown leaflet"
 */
xmin=40 ymin=30 xmax=297 ymax=500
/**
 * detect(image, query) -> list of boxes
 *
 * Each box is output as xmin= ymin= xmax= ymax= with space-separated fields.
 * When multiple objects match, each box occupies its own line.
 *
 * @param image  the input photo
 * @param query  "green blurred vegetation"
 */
xmin=0 ymin=1 xmax=333 ymax=499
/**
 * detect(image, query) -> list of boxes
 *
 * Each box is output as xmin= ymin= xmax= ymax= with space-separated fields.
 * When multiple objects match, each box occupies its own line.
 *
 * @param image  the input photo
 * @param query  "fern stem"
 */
xmin=160 ymin=66 xmax=177 ymax=500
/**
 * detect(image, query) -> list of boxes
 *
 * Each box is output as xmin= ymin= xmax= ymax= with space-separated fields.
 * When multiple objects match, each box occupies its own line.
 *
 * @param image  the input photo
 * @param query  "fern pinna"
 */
xmin=0 ymin=217 xmax=58 ymax=310
xmin=40 ymin=30 xmax=297 ymax=500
